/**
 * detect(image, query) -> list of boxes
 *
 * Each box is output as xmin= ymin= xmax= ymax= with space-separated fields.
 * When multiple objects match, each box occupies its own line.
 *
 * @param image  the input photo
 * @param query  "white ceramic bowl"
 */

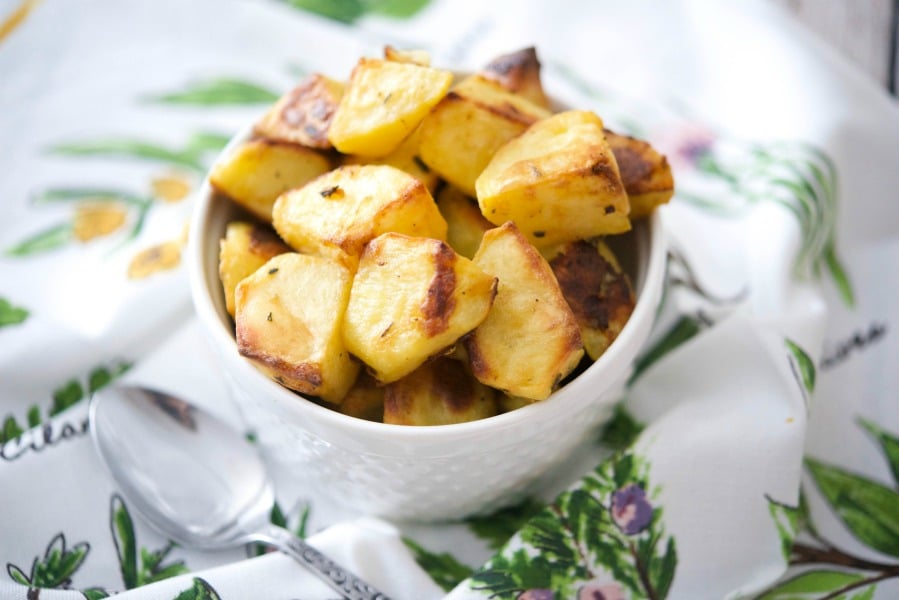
xmin=188 ymin=129 xmax=666 ymax=522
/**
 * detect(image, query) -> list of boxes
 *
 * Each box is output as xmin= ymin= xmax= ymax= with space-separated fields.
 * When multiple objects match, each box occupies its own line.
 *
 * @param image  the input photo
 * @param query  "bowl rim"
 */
xmin=188 ymin=127 xmax=668 ymax=443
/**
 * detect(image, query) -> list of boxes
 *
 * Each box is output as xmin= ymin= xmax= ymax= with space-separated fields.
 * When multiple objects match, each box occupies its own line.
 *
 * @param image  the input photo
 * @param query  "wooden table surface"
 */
xmin=772 ymin=0 xmax=898 ymax=95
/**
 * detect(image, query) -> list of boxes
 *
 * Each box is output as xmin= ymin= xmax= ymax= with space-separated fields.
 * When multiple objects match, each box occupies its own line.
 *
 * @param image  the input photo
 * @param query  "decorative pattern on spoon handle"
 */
xmin=264 ymin=524 xmax=391 ymax=600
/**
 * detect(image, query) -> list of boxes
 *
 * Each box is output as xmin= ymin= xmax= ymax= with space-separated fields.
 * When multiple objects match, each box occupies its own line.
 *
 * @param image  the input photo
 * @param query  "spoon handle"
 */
xmin=256 ymin=524 xmax=391 ymax=600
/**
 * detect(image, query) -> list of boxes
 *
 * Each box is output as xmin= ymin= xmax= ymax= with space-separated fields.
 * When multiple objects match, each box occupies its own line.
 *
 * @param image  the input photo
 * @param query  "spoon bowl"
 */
xmin=89 ymin=384 xmax=389 ymax=600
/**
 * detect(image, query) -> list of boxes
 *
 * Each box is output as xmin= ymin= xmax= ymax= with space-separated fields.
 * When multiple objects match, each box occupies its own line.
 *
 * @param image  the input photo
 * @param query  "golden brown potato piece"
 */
xmin=436 ymin=185 xmax=493 ymax=260
xmin=465 ymin=222 xmax=583 ymax=400
xmin=235 ymin=253 xmax=360 ymax=403
xmin=341 ymin=126 xmax=439 ymax=193
xmin=418 ymin=75 xmax=551 ymax=196
xmin=384 ymin=358 xmax=498 ymax=425
xmin=343 ymin=233 xmax=497 ymax=384
xmin=209 ymin=139 xmax=331 ymax=223
xmin=328 ymin=58 xmax=453 ymax=157
xmin=273 ymin=164 xmax=447 ymax=267
xmin=338 ymin=371 xmax=384 ymax=422
xmin=498 ymin=394 xmax=536 ymax=413
xmin=384 ymin=45 xmax=430 ymax=66
xmin=219 ymin=221 xmax=291 ymax=317
xmin=476 ymin=110 xmax=630 ymax=247
xmin=545 ymin=239 xmax=635 ymax=361
xmin=254 ymin=74 xmax=345 ymax=149
xmin=605 ymin=130 xmax=674 ymax=219
xmin=480 ymin=47 xmax=551 ymax=109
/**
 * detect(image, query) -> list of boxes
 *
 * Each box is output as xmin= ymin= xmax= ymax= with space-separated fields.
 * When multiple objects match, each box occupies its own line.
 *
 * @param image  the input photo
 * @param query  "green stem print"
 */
xmin=467 ymin=449 xmax=676 ymax=599
xmin=5 ymin=187 xmax=155 ymax=257
xmin=110 ymin=494 xmax=190 ymax=589
xmin=758 ymin=421 xmax=899 ymax=599
xmin=11 ymin=130 xmax=231 ymax=258
xmin=12 ymin=77 xmax=235 ymax=257
xmin=4 ymin=222 xmax=73 ymax=257
xmin=0 ymin=297 xmax=29 ymax=328
xmin=0 ymin=360 xmax=130 ymax=444
xmin=683 ymin=139 xmax=853 ymax=307
xmin=147 ymin=78 xmax=279 ymax=105
xmin=47 ymin=131 xmax=230 ymax=174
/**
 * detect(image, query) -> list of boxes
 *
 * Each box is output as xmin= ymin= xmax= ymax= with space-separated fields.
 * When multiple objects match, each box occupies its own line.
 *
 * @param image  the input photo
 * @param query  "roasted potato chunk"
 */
xmin=338 ymin=371 xmax=385 ymax=422
xmin=465 ymin=222 xmax=583 ymax=400
xmin=235 ymin=253 xmax=360 ymax=403
xmin=341 ymin=126 xmax=439 ymax=193
xmin=254 ymin=73 xmax=344 ymax=150
xmin=209 ymin=140 xmax=331 ymax=222
xmin=219 ymin=221 xmax=291 ymax=317
xmin=436 ymin=185 xmax=493 ymax=260
xmin=273 ymin=164 xmax=447 ymax=266
xmin=476 ymin=110 xmax=631 ymax=247
xmin=384 ymin=358 xmax=497 ymax=425
xmin=343 ymin=233 xmax=497 ymax=384
xmin=499 ymin=394 xmax=537 ymax=413
xmin=480 ymin=47 xmax=551 ymax=109
xmin=605 ymin=130 xmax=674 ymax=219
xmin=328 ymin=58 xmax=453 ymax=157
xmin=545 ymin=240 xmax=635 ymax=361
xmin=418 ymin=75 xmax=551 ymax=196
xmin=384 ymin=45 xmax=430 ymax=66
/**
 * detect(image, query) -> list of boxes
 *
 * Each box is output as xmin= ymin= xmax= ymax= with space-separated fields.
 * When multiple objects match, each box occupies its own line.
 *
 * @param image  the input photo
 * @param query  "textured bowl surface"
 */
xmin=188 ymin=127 xmax=667 ymax=521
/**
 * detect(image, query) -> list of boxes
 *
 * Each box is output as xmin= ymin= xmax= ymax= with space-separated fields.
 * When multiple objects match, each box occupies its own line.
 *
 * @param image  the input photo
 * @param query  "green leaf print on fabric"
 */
xmin=251 ymin=500 xmax=311 ymax=557
xmin=757 ymin=422 xmax=899 ymax=598
xmin=50 ymin=362 xmax=131 ymax=418
xmin=0 ymin=297 xmax=29 ymax=327
xmin=173 ymin=577 xmax=222 ymax=600
xmin=282 ymin=0 xmax=366 ymax=23
xmin=282 ymin=0 xmax=433 ymax=23
xmin=4 ymin=532 xmax=105 ymax=595
xmin=822 ymin=241 xmax=854 ymax=307
xmin=468 ymin=449 xmax=677 ymax=599
xmin=1 ymin=415 xmax=25 ymax=444
xmin=766 ymin=496 xmax=800 ymax=563
xmin=757 ymin=569 xmax=872 ymax=600
xmin=785 ymin=339 xmax=816 ymax=394
xmin=110 ymin=494 xmax=190 ymax=589
xmin=148 ymin=78 xmax=279 ymax=105
xmin=467 ymin=498 xmax=544 ymax=551
xmin=599 ymin=405 xmax=645 ymax=451
xmin=403 ymin=537 xmax=475 ymax=592
xmin=806 ymin=459 xmax=899 ymax=558
xmin=0 ymin=361 xmax=130 ymax=444
xmin=858 ymin=418 xmax=899 ymax=486
xmin=369 ymin=0 xmax=432 ymax=18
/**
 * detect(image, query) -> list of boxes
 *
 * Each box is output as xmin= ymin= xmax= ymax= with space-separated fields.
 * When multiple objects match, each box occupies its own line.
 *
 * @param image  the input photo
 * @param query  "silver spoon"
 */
xmin=89 ymin=384 xmax=390 ymax=600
